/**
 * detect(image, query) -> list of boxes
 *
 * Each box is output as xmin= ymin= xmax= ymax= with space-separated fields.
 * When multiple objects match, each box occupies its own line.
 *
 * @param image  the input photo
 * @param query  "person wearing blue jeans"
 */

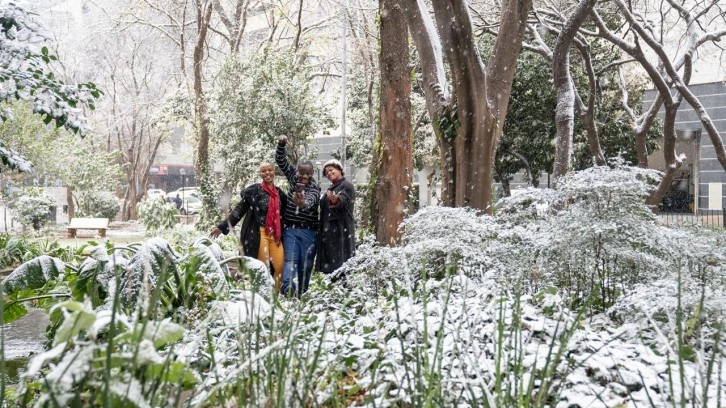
xmin=275 ymin=136 xmax=321 ymax=297
xmin=282 ymin=227 xmax=318 ymax=295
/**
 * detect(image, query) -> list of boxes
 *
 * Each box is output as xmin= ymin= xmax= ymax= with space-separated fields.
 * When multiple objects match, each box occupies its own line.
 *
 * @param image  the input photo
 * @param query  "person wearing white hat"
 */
xmin=316 ymin=158 xmax=356 ymax=274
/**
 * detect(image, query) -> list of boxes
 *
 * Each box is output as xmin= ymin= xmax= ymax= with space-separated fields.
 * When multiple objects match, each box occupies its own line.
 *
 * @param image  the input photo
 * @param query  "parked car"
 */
xmin=146 ymin=188 xmax=166 ymax=202
xmin=166 ymin=187 xmax=200 ymax=201
xmin=180 ymin=196 xmax=202 ymax=215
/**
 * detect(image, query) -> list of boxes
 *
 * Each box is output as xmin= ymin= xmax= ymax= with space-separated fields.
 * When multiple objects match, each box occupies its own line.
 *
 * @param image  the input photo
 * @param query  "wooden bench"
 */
xmin=67 ymin=217 xmax=110 ymax=238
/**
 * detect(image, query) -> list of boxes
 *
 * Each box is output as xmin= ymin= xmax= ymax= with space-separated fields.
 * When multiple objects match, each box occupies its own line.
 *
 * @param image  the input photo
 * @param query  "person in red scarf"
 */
xmin=210 ymin=162 xmax=287 ymax=290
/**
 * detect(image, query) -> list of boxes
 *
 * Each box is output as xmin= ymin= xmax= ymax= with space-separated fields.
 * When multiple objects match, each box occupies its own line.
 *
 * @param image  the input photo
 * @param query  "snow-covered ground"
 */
xmin=6 ymin=165 xmax=726 ymax=407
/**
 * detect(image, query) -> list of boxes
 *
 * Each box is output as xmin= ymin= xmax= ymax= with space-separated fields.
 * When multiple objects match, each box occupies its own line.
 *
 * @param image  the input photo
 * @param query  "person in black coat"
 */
xmin=316 ymin=159 xmax=355 ymax=274
xmin=210 ymin=162 xmax=288 ymax=289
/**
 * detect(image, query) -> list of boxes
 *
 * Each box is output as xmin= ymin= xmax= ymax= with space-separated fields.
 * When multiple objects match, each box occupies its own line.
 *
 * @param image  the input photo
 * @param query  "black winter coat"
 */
xmin=217 ymin=183 xmax=288 ymax=257
xmin=316 ymin=178 xmax=355 ymax=274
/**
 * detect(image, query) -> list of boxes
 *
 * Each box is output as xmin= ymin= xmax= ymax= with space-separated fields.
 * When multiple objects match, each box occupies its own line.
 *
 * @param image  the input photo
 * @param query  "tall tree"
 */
xmin=192 ymin=0 xmax=218 ymax=227
xmin=370 ymin=0 xmax=412 ymax=246
xmin=400 ymin=0 xmax=533 ymax=213
xmin=550 ymin=0 xmax=600 ymax=180
xmin=86 ymin=19 xmax=178 ymax=221
xmin=588 ymin=0 xmax=726 ymax=206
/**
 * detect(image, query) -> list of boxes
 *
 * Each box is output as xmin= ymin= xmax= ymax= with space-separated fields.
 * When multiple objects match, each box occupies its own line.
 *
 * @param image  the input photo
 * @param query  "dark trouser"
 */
xmin=280 ymin=227 xmax=317 ymax=298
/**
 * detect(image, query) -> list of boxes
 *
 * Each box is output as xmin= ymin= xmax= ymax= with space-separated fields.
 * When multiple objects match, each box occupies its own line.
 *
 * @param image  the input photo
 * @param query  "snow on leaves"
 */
xmin=0 ymin=2 xmax=100 ymax=136
xmin=1 ymin=254 xmax=65 ymax=294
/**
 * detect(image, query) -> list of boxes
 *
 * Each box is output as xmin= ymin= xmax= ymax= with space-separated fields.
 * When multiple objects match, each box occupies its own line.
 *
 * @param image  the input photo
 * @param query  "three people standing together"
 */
xmin=211 ymin=136 xmax=355 ymax=298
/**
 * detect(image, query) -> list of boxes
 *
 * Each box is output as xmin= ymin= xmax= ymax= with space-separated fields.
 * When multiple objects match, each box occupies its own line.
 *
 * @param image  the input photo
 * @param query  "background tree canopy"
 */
xmin=0 ymin=3 xmax=101 ymax=173
xmin=212 ymin=48 xmax=332 ymax=190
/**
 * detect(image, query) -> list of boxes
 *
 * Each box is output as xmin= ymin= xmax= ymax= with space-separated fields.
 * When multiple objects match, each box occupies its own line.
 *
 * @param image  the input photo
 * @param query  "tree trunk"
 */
xmin=194 ymin=0 xmax=212 ymax=177
xmin=404 ymin=0 xmax=519 ymax=211
xmin=401 ymin=0 xmax=532 ymax=213
xmin=552 ymin=0 xmax=598 ymax=180
xmin=372 ymin=0 xmax=412 ymax=247
xmin=574 ymin=41 xmax=606 ymax=167
xmin=647 ymin=104 xmax=682 ymax=207
xmin=193 ymin=1 xmax=220 ymax=227
xmin=66 ymin=187 xmax=75 ymax=218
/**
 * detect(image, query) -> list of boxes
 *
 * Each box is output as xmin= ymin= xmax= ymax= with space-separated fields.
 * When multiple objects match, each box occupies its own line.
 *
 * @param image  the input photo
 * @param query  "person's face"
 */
xmin=325 ymin=166 xmax=342 ymax=182
xmin=297 ymin=164 xmax=314 ymax=184
xmin=259 ymin=163 xmax=275 ymax=184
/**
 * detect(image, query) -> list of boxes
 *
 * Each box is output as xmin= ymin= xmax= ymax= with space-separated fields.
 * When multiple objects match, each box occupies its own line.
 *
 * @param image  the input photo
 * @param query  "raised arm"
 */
xmin=275 ymin=136 xmax=296 ymax=185
xmin=326 ymin=182 xmax=354 ymax=215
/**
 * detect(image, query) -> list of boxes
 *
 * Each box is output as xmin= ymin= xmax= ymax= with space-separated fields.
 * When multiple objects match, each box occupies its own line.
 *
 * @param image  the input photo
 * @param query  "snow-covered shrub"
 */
xmin=495 ymin=164 xmax=677 ymax=309
xmin=77 ymin=190 xmax=120 ymax=220
xmin=332 ymin=207 xmax=498 ymax=289
xmin=0 ymin=2 xmax=99 ymax=136
xmin=155 ymin=223 xmax=202 ymax=247
xmin=9 ymin=189 xmax=56 ymax=231
xmin=137 ymin=198 xmax=177 ymax=232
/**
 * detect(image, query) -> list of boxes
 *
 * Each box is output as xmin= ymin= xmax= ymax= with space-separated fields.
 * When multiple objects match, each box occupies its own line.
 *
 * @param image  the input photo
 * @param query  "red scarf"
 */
xmin=261 ymin=183 xmax=282 ymax=243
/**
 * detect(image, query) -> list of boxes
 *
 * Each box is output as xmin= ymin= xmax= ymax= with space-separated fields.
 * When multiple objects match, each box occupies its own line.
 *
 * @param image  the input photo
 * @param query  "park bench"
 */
xmin=67 ymin=217 xmax=110 ymax=238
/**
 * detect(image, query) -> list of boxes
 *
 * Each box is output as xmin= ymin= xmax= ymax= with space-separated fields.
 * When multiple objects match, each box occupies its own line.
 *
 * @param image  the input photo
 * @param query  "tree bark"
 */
xmin=552 ymin=0 xmax=597 ymax=180
xmin=193 ymin=0 xmax=219 ymax=226
xmin=372 ymin=0 xmax=412 ymax=246
xmin=66 ymin=187 xmax=75 ymax=218
xmin=401 ymin=0 xmax=532 ymax=213
xmin=573 ymin=41 xmax=606 ymax=167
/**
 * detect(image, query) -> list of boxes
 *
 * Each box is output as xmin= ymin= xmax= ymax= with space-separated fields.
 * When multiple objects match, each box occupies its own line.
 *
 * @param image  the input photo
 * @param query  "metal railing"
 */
xmin=658 ymin=208 xmax=725 ymax=229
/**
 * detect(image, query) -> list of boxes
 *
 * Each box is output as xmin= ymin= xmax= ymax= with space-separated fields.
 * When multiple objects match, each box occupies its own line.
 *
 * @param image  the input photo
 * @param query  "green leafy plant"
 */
xmin=77 ymin=191 xmax=120 ymax=220
xmin=137 ymin=199 xmax=178 ymax=232
xmin=0 ymin=234 xmax=58 ymax=270
xmin=8 ymin=189 xmax=55 ymax=231
xmin=0 ymin=235 xmax=265 ymax=407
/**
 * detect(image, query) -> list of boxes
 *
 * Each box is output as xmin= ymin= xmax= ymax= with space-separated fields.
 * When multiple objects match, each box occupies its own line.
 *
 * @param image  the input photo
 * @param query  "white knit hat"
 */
xmin=322 ymin=159 xmax=344 ymax=176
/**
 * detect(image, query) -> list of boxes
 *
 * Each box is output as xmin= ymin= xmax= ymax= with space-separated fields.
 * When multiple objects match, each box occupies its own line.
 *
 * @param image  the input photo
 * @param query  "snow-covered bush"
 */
xmin=9 ymin=189 xmax=55 ymax=231
xmin=331 ymin=206 xmax=499 ymax=292
xmin=77 ymin=190 xmax=120 ymax=220
xmin=137 ymin=198 xmax=177 ymax=232
xmin=18 ymin=303 xmax=195 ymax=408
xmin=494 ymin=164 xmax=680 ymax=309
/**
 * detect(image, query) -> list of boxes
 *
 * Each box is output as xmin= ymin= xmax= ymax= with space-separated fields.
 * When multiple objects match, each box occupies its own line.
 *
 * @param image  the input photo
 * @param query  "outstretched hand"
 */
xmin=326 ymin=190 xmax=339 ymax=205
xmin=278 ymin=136 xmax=288 ymax=145
xmin=209 ymin=227 xmax=223 ymax=238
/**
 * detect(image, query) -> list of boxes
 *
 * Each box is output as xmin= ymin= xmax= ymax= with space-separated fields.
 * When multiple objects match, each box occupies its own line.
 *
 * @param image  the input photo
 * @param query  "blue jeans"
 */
xmin=280 ymin=227 xmax=317 ymax=298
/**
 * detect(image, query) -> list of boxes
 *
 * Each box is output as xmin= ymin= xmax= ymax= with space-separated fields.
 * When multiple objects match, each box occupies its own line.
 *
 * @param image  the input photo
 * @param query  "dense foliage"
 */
xmin=0 ymin=3 xmax=101 ymax=173
xmin=8 ymin=188 xmax=55 ymax=231
xmin=211 ymin=49 xmax=333 ymax=190
xmin=136 ymin=199 xmax=178 ymax=232
xmin=76 ymin=191 xmax=120 ymax=220
xmin=1 ymin=166 xmax=724 ymax=407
